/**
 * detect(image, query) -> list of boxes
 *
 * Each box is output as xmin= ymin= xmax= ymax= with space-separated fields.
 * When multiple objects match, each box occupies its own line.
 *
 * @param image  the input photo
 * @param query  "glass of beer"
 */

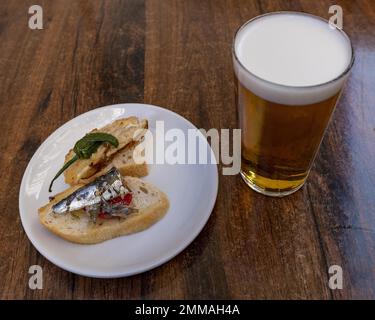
xmin=232 ymin=12 xmax=354 ymax=197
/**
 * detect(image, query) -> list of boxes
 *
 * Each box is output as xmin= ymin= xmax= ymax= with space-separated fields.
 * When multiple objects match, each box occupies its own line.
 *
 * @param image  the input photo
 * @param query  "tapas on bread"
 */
xmin=39 ymin=117 xmax=169 ymax=244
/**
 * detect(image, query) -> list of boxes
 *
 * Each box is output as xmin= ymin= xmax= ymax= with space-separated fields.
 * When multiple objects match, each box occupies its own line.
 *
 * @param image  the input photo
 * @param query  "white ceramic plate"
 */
xmin=19 ymin=103 xmax=218 ymax=278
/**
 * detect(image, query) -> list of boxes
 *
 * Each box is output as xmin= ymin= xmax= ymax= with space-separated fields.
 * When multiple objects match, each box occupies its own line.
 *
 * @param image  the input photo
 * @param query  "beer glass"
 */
xmin=232 ymin=12 xmax=354 ymax=197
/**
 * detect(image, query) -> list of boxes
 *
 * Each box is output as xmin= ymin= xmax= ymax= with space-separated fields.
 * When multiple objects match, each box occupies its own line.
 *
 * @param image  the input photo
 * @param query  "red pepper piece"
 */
xmin=123 ymin=193 xmax=132 ymax=205
xmin=109 ymin=196 xmax=123 ymax=205
xmin=108 ymin=193 xmax=132 ymax=206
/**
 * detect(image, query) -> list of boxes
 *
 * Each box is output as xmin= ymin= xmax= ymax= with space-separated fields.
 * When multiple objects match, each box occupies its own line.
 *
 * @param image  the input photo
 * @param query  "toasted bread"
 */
xmin=64 ymin=117 xmax=148 ymax=185
xmin=38 ymin=177 xmax=169 ymax=244
xmin=76 ymin=141 xmax=148 ymax=185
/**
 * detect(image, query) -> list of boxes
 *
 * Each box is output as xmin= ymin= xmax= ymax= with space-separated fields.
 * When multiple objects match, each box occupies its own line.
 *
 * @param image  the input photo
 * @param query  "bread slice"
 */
xmin=77 ymin=142 xmax=148 ymax=185
xmin=64 ymin=117 xmax=148 ymax=185
xmin=38 ymin=177 xmax=169 ymax=244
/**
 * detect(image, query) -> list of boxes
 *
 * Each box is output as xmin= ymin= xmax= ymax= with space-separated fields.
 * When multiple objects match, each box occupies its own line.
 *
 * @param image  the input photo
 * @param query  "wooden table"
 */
xmin=1 ymin=0 xmax=374 ymax=299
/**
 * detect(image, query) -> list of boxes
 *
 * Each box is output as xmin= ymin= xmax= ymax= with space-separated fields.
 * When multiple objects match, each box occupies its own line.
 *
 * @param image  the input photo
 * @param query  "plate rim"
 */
xmin=19 ymin=103 xmax=219 ymax=278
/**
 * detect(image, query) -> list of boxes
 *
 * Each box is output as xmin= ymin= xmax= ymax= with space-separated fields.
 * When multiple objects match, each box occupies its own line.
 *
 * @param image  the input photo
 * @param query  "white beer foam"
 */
xmin=233 ymin=12 xmax=353 ymax=105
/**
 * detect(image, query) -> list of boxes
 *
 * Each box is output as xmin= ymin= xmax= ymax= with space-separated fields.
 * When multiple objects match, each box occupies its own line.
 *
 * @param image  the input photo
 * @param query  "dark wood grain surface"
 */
xmin=0 ymin=0 xmax=374 ymax=299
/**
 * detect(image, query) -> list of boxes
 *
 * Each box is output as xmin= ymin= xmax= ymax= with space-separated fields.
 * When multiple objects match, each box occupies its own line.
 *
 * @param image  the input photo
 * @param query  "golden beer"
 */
xmin=232 ymin=12 xmax=354 ymax=196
